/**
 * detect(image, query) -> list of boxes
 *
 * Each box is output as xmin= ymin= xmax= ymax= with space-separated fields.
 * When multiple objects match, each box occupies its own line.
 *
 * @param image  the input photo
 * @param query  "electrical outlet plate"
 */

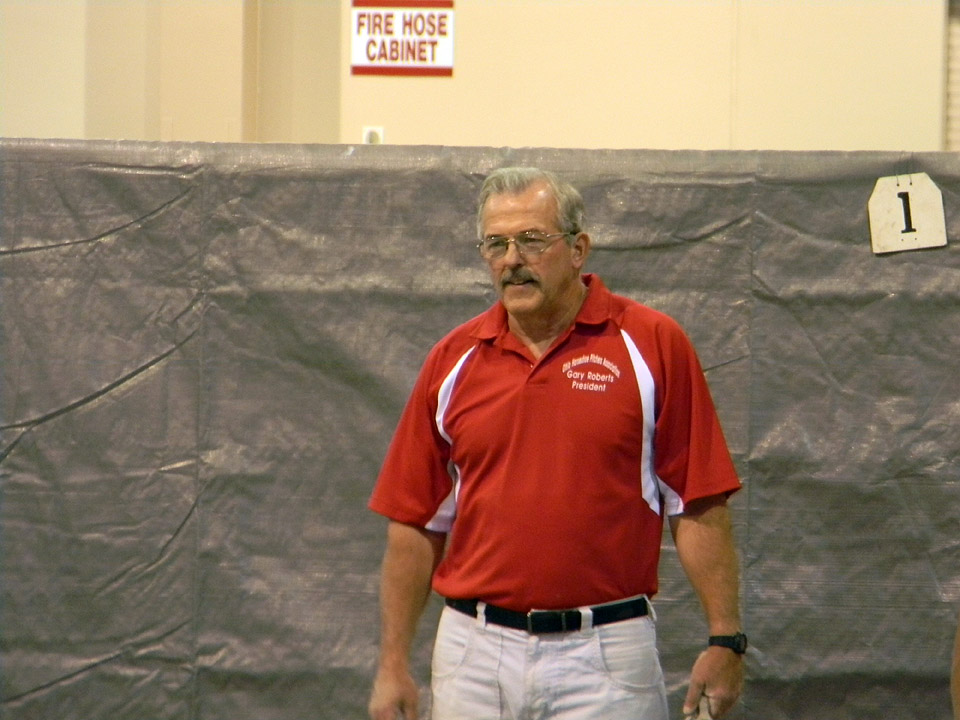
xmin=362 ymin=126 xmax=384 ymax=144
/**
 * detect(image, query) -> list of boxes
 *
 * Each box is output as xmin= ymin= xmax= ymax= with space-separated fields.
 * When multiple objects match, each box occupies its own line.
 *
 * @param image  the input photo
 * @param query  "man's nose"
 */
xmin=501 ymin=239 xmax=525 ymax=264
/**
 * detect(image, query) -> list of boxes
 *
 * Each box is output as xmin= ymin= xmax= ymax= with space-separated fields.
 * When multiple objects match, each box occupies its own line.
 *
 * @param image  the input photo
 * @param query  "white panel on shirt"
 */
xmin=425 ymin=345 xmax=476 ymax=532
xmin=620 ymin=329 xmax=684 ymax=516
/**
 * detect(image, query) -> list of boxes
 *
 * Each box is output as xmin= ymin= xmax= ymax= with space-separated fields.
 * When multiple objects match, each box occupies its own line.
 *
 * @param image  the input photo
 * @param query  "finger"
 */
xmin=706 ymin=691 xmax=740 ymax=719
xmin=683 ymin=651 xmax=708 ymax=713
xmin=683 ymin=694 xmax=712 ymax=720
xmin=682 ymin=686 xmax=704 ymax=715
xmin=403 ymin=699 xmax=419 ymax=720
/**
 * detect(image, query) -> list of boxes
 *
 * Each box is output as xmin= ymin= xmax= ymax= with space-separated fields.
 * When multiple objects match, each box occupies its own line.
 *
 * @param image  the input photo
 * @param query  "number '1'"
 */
xmin=897 ymin=191 xmax=917 ymax=234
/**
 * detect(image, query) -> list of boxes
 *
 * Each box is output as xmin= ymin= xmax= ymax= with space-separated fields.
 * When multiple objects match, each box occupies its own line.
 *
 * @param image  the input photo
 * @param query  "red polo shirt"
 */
xmin=369 ymin=274 xmax=740 ymax=611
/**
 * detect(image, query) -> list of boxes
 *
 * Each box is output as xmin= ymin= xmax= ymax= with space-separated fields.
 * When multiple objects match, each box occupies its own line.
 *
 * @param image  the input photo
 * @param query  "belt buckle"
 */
xmin=526 ymin=609 xmax=576 ymax=633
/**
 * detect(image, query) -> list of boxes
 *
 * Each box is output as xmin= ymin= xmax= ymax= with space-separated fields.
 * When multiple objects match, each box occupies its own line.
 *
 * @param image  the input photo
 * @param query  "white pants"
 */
xmin=430 ymin=604 xmax=669 ymax=720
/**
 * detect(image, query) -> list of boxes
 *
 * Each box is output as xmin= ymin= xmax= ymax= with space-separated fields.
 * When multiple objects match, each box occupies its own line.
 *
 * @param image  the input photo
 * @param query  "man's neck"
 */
xmin=507 ymin=281 xmax=588 ymax=360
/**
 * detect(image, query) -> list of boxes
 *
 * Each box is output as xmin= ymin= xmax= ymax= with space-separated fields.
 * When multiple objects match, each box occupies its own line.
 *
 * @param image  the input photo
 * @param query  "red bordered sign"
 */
xmin=351 ymin=0 xmax=455 ymax=77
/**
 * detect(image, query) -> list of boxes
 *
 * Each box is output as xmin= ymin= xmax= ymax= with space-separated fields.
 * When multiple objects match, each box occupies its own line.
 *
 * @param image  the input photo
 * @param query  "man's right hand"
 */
xmin=368 ymin=666 xmax=420 ymax=720
xmin=369 ymin=522 xmax=445 ymax=720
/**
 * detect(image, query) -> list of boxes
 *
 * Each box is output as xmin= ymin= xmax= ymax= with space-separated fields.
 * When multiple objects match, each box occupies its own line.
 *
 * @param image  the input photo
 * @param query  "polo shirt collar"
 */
xmin=472 ymin=273 xmax=613 ymax=341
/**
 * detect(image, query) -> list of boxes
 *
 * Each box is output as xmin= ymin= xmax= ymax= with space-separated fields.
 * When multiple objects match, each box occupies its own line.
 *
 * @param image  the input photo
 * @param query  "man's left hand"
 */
xmin=682 ymin=645 xmax=743 ymax=718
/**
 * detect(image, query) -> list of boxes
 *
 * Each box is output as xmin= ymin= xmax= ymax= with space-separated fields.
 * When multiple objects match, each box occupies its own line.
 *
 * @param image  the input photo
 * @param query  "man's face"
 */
xmin=480 ymin=182 xmax=588 ymax=323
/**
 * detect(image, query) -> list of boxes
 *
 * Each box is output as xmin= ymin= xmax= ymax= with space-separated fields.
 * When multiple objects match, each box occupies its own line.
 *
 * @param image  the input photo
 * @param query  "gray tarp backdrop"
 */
xmin=1 ymin=139 xmax=958 ymax=720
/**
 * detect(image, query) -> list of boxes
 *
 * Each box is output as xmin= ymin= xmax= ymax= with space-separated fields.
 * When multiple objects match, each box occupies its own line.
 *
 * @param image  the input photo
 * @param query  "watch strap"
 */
xmin=708 ymin=632 xmax=747 ymax=654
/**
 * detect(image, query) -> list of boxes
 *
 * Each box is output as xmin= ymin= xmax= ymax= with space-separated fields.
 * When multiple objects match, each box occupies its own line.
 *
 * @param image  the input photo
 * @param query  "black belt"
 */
xmin=445 ymin=596 xmax=648 ymax=634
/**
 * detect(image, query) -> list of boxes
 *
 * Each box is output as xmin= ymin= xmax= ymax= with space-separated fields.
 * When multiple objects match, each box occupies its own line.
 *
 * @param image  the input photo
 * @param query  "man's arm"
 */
xmin=669 ymin=494 xmax=743 ymax=719
xmin=368 ymin=521 xmax=446 ymax=720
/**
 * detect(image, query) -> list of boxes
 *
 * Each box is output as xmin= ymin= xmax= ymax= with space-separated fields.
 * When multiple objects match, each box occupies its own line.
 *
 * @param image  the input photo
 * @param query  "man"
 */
xmin=368 ymin=167 xmax=744 ymax=720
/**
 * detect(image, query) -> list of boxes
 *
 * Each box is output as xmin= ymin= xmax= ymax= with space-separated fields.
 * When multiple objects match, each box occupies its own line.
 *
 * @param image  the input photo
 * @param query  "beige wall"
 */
xmin=733 ymin=2 xmax=947 ymax=150
xmin=340 ymin=0 xmax=947 ymax=150
xmin=1 ymin=0 xmax=88 ymax=138
xmin=341 ymin=2 xmax=737 ymax=148
xmin=255 ymin=0 xmax=341 ymax=143
xmin=0 ymin=0 xmax=949 ymax=151
xmin=84 ymin=1 xmax=246 ymax=141
xmin=3 ymin=0 xmax=246 ymax=142
xmin=85 ymin=1 xmax=152 ymax=140
xmin=154 ymin=2 xmax=246 ymax=141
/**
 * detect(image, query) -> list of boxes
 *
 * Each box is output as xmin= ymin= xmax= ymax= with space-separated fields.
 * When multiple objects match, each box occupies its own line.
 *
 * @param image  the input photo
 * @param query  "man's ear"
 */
xmin=572 ymin=232 xmax=591 ymax=267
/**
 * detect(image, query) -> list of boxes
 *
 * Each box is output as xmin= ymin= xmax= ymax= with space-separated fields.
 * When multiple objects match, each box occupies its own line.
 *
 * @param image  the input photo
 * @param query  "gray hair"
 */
xmin=476 ymin=167 xmax=585 ymax=239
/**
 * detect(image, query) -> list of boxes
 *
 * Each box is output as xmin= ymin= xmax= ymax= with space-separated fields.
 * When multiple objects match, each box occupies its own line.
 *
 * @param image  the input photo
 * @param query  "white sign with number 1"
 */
xmin=868 ymin=172 xmax=947 ymax=255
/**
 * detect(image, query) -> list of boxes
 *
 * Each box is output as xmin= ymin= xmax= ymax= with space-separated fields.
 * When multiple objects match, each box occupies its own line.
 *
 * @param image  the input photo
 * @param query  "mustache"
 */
xmin=500 ymin=268 xmax=538 ymax=287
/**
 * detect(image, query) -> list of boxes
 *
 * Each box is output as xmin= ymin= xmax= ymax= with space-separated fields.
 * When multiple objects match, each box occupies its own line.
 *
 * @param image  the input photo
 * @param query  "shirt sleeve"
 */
xmin=651 ymin=316 xmax=741 ymax=511
xmin=368 ymin=346 xmax=457 ymax=530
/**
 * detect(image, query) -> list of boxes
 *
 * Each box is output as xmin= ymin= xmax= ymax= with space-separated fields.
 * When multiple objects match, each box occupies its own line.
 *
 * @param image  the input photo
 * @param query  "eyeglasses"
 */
xmin=476 ymin=231 xmax=573 ymax=260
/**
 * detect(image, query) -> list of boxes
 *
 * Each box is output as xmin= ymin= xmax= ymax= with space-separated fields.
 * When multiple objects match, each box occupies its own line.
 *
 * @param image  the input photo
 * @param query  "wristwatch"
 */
xmin=708 ymin=632 xmax=748 ymax=654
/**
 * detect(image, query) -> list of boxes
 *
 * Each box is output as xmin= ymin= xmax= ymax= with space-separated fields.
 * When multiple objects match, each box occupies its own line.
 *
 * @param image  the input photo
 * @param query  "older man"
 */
xmin=368 ymin=167 xmax=745 ymax=720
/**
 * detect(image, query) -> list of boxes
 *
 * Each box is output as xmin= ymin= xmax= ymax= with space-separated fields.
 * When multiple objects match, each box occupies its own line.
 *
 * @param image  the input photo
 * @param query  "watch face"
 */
xmin=731 ymin=633 xmax=747 ymax=653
